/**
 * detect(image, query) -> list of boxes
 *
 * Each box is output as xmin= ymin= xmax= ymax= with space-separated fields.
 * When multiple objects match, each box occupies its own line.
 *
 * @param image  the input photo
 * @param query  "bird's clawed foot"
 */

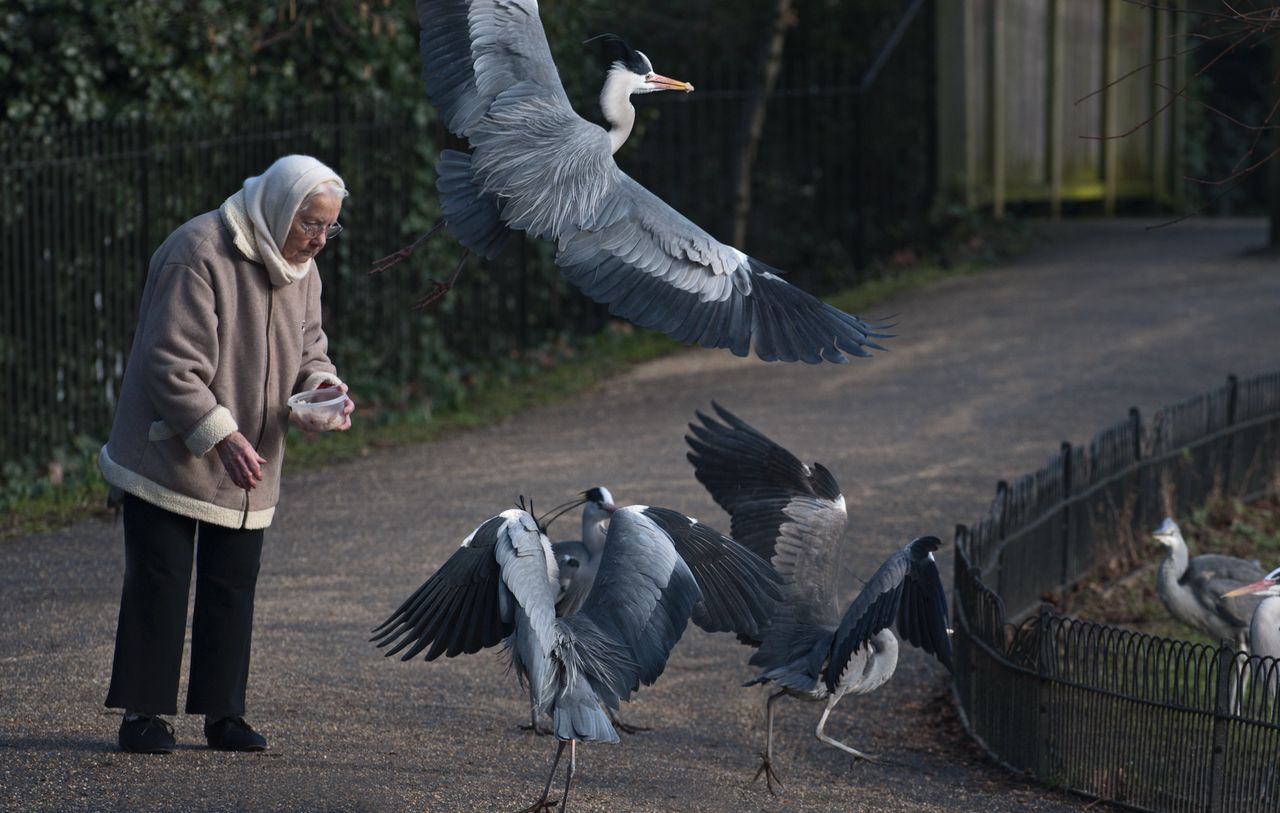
xmin=411 ymin=279 xmax=455 ymax=310
xmin=518 ymin=722 xmax=554 ymax=737
xmin=410 ymin=250 xmax=470 ymax=311
xmin=752 ymin=752 xmax=783 ymax=795
xmin=613 ymin=720 xmax=651 ymax=735
xmin=368 ymin=222 xmax=445 ymax=276
xmin=511 ymin=798 xmax=558 ymax=813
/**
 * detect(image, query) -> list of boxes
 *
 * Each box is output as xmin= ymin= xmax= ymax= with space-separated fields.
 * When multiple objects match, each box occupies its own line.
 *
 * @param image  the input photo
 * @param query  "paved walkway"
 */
xmin=2 ymin=219 xmax=1278 ymax=812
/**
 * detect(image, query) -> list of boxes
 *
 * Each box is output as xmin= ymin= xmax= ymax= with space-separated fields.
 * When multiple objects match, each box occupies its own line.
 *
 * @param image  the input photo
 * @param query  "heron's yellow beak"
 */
xmin=1223 ymin=578 xmax=1278 ymax=598
xmin=649 ymin=73 xmax=694 ymax=93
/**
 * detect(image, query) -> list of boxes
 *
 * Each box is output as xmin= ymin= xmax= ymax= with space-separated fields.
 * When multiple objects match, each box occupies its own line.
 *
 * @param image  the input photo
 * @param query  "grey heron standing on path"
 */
xmin=685 ymin=403 xmax=953 ymax=793
xmin=1151 ymin=517 xmax=1267 ymax=651
xmin=372 ymin=501 xmax=780 ymax=811
xmin=372 ymin=0 xmax=889 ymax=363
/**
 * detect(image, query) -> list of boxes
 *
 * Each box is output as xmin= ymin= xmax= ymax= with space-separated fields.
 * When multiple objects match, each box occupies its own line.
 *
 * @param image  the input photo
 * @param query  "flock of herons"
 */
xmin=368 ymin=2 xmax=1280 ymax=810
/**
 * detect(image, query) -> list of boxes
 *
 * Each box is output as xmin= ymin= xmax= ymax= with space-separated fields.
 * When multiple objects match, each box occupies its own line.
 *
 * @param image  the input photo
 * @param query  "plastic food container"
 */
xmin=287 ymin=388 xmax=349 ymax=432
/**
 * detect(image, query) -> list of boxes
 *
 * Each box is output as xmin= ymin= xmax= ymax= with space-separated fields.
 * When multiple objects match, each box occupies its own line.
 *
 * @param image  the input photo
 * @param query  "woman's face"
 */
xmin=281 ymin=194 xmax=343 ymax=264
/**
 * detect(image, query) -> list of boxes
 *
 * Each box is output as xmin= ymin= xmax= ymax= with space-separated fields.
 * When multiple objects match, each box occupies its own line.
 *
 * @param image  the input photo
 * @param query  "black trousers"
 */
xmin=105 ymin=495 xmax=264 ymax=717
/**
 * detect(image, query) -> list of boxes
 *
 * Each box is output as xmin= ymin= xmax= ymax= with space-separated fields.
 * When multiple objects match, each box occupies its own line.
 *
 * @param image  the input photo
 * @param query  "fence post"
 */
xmin=1206 ymin=640 xmax=1234 ymax=813
xmin=1060 ymin=441 xmax=1073 ymax=585
xmin=1035 ymin=602 xmax=1054 ymax=783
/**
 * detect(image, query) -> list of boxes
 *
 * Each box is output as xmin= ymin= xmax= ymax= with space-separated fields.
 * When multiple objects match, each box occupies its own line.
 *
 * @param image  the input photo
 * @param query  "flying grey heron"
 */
xmin=372 ymin=501 xmax=780 ymax=811
xmin=685 ymin=403 xmax=952 ymax=792
xmin=1151 ymin=517 xmax=1267 ymax=651
xmin=372 ymin=0 xmax=889 ymax=364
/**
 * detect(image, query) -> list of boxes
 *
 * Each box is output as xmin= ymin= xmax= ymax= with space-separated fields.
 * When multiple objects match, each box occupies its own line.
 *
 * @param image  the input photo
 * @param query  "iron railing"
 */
xmin=953 ymin=371 xmax=1280 ymax=812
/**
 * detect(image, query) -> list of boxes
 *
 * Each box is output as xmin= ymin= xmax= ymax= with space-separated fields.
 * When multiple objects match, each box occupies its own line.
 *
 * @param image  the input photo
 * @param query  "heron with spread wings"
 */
xmin=685 ymin=403 xmax=953 ymax=792
xmin=374 ymin=0 xmax=889 ymax=364
xmin=372 ymin=500 xmax=780 ymax=811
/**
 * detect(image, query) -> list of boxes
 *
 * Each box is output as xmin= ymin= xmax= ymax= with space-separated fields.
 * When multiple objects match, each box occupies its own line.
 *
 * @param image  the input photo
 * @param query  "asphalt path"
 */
xmin=2 ymin=219 xmax=1277 ymax=812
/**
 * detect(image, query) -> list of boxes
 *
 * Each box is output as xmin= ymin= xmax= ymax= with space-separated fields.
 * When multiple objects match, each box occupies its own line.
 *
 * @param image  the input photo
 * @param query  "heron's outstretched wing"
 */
xmin=570 ymin=507 xmax=701 ymax=696
xmin=825 ymin=535 xmax=952 ymax=692
xmin=685 ymin=402 xmax=847 ymax=629
xmin=418 ymin=0 xmax=571 ymax=139
xmin=638 ymin=506 xmax=782 ymax=642
xmin=556 ymin=175 xmax=889 ymax=363
xmin=371 ymin=510 xmax=558 ymax=664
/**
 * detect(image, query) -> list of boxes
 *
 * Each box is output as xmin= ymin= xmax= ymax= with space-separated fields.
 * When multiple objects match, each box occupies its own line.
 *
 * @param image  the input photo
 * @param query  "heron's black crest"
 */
xmin=583 ymin=487 xmax=608 ymax=504
xmin=584 ymin=33 xmax=652 ymax=75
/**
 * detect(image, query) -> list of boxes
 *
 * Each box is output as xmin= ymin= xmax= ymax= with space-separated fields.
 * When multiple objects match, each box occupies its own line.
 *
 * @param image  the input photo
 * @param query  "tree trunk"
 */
xmin=730 ymin=0 xmax=796 ymax=249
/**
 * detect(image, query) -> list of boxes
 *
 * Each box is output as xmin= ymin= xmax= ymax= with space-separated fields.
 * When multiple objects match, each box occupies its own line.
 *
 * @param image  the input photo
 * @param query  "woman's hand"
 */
xmin=215 ymin=431 xmax=268 ymax=490
xmin=315 ymin=382 xmax=355 ymax=432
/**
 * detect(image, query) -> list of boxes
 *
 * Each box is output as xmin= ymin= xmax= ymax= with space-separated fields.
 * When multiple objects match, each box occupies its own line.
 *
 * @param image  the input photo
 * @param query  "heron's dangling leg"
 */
xmin=751 ymin=690 xmax=786 ymax=795
xmin=513 ymin=739 xmax=568 ymax=813
xmin=815 ymin=696 xmax=879 ymax=764
xmin=369 ymin=221 xmax=446 ymax=276
xmin=607 ymin=707 xmax=650 ymax=735
xmin=520 ymin=701 xmax=553 ymax=737
xmin=411 ymin=249 xmax=471 ymax=311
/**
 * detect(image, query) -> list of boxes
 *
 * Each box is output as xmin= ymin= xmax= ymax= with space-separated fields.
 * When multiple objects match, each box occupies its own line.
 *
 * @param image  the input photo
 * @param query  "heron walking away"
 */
xmin=372 ymin=501 xmax=780 ymax=810
xmin=373 ymin=0 xmax=890 ymax=363
xmin=685 ymin=404 xmax=952 ymax=792
xmin=1152 ymin=517 xmax=1267 ymax=651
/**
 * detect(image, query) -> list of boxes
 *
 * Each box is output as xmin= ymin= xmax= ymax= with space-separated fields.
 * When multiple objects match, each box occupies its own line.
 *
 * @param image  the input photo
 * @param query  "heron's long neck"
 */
xmin=581 ymin=505 xmax=610 ymax=556
xmin=1160 ymin=538 xmax=1189 ymax=585
xmin=600 ymin=68 xmax=636 ymax=154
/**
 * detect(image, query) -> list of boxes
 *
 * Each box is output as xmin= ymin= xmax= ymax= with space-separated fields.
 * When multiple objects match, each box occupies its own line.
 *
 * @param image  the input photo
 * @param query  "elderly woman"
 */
xmin=98 ymin=155 xmax=356 ymax=754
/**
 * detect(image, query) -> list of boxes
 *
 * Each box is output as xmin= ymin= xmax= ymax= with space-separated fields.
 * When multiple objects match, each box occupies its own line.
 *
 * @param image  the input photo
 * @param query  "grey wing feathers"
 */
xmin=639 ymin=506 xmax=782 ymax=642
xmin=572 ymin=507 xmax=701 ymax=693
xmin=556 ymin=176 xmax=889 ymax=363
xmin=371 ymin=514 xmax=513 ymax=660
xmin=685 ymin=402 xmax=847 ymax=629
xmin=418 ymin=0 xmax=571 ymax=139
xmin=825 ymin=536 xmax=952 ymax=692
xmin=1188 ymin=555 xmax=1267 ymax=627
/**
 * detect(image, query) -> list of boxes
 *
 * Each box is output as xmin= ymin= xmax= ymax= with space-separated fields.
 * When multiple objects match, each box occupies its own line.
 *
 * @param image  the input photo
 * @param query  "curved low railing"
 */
xmin=953 ymin=371 xmax=1280 ymax=813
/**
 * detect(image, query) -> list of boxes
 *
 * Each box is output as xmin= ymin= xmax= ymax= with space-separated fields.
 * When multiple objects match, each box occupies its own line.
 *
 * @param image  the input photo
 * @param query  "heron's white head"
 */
xmin=1151 ymin=517 xmax=1183 ymax=549
xmin=582 ymin=486 xmax=618 ymax=522
xmin=1222 ymin=566 xmax=1280 ymax=599
xmin=588 ymin=33 xmax=694 ymax=96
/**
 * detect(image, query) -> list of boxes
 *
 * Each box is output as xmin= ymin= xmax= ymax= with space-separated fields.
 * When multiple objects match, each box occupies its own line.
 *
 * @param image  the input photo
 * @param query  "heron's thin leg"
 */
xmin=513 ymin=739 xmax=567 ymax=813
xmin=815 ymin=696 xmax=878 ymax=764
xmin=519 ymin=695 xmax=552 ymax=736
xmin=557 ymin=739 xmax=576 ymax=813
xmin=752 ymin=690 xmax=786 ymax=794
xmin=412 ymin=249 xmax=471 ymax=311
xmin=369 ymin=221 xmax=446 ymax=275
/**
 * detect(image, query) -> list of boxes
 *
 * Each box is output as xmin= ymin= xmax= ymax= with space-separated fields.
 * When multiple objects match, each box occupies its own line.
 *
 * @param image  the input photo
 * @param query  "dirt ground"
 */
xmin=2 ymin=218 xmax=1278 ymax=813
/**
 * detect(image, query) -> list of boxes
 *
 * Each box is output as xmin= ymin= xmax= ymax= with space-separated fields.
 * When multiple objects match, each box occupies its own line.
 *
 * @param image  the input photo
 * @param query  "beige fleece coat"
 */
xmin=99 ymin=211 xmax=341 ymax=529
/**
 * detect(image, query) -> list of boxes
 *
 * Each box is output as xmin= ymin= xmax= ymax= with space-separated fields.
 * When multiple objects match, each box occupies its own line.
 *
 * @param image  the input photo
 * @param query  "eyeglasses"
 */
xmin=298 ymin=220 xmax=343 ymax=240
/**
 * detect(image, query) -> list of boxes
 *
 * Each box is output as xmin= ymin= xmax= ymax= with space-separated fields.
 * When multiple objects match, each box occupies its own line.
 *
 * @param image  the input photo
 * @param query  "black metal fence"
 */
xmin=0 ymin=8 xmax=935 ymax=473
xmin=953 ymin=372 xmax=1280 ymax=812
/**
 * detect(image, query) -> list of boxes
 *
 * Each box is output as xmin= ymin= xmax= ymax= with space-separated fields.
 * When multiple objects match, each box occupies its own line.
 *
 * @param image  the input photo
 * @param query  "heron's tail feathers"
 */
xmin=552 ymin=622 xmax=620 ymax=744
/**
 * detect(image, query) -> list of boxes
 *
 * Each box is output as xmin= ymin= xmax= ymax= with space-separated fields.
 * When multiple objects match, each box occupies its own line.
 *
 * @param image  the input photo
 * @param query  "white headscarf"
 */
xmin=219 ymin=155 xmax=346 ymax=287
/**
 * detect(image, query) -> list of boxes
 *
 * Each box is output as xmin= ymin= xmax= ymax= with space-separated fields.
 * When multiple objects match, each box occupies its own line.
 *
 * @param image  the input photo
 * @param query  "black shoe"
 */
xmin=118 ymin=715 xmax=175 ymax=754
xmin=204 ymin=716 xmax=267 ymax=752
